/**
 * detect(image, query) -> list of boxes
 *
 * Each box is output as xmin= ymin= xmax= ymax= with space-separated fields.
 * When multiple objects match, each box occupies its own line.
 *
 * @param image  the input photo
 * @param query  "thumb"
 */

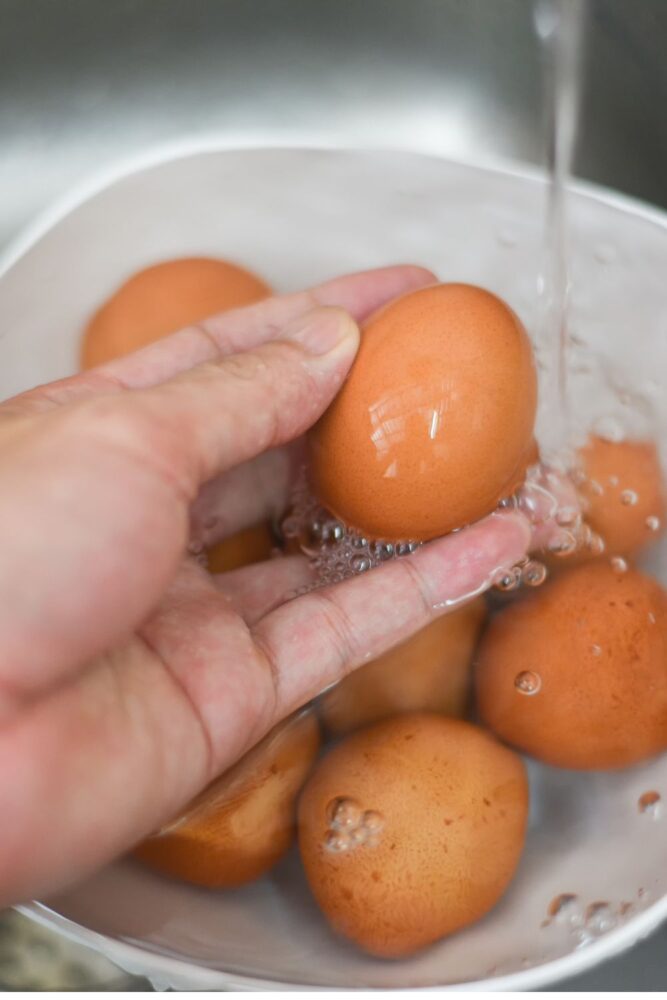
xmin=0 ymin=307 xmax=358 ymax=703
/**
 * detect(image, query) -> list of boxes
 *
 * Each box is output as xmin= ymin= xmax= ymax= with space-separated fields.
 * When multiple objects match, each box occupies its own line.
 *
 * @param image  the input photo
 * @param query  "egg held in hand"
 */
xmin=319 ymin=598 xmax=486 ymax=736
xmin=81 ymin=256 xmax=271 ymax=369
xmin=135 ymin=708 xmax=320 ymax=888
xmin=298 ymin=713 xmax=528 ymax=958
xmin=308 ymin=283 xmax=537 ymax=542
xmin=476 ymin=561 xmax=667 ymax=769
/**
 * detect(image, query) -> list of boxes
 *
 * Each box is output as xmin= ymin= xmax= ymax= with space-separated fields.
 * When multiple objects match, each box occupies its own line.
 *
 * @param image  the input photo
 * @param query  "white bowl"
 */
xmin=2 ymin=146 xmax=667 ymax=990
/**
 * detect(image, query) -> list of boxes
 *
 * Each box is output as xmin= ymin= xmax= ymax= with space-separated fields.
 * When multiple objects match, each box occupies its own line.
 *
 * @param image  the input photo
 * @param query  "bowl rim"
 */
xmin=5 ymin=138 xmax=667 ymax=991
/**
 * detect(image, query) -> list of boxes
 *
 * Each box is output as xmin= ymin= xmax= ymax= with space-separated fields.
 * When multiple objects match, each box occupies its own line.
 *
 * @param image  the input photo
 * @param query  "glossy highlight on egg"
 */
xmin=308 ymin=283 xmax=538 ymax=542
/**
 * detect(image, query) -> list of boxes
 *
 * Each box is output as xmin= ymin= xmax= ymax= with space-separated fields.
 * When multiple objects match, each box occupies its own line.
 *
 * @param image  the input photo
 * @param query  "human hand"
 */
xmin=0 ymin=265 xmax=530 ymax=906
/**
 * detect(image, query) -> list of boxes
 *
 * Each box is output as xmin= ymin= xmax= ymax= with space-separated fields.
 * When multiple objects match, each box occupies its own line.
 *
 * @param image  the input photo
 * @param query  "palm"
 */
xmin=0 ymin=266 xmax=529 ymax=907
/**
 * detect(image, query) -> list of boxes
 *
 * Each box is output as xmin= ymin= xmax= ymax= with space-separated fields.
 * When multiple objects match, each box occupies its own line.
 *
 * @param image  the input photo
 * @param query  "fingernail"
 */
xmin=283 ymin=307 xmax=359 ymax=364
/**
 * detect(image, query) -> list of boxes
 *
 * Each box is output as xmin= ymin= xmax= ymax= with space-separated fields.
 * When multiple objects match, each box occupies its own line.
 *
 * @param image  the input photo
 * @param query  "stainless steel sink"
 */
xmin=2 ymin=0 xmax=667 ymax=990
xmin=1 ymin=0 xmax=666 ymax=253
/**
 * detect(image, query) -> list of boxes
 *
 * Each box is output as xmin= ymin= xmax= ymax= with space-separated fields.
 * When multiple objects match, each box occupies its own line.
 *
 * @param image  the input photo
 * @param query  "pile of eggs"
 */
xmin=82 ymin=256 xmax=667 ymax=959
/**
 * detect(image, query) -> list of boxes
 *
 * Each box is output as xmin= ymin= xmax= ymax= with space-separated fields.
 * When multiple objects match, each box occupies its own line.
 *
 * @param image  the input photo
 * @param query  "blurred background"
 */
xmin=1 ymin=0 xmax=667 ymax=990
xmin=2 ymin=0 xmax=667 ymax=255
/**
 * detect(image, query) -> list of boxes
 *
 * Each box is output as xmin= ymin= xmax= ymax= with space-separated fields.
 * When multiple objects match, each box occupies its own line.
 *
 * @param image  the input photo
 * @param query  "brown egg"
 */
xmin=206 ymin=522 xmax=274 ymax=574
xmin=81 ymin=256 xmax=271 ymax=368
xmin=136 ymin=708 xmax=320 ymax=887
xmin=298 ymin=713 xmax=528 ymax=957
xmin=319 ymin=598 xmax=486 ymax=737
xmin=577 ymin=436 xmax=665 ymax=556
xmin=308 ymin=284 xmax=537 ymax=542
xmin=476 ymin=561 xmax=667 ymax=769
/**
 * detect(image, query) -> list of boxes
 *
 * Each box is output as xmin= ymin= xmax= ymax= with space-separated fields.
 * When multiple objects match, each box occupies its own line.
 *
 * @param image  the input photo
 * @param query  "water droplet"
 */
xmin=548 ymin=893 xmax=579 ymax=923
xmin=497 ymin=495 xmax=518 ymax=510
xmin=592 ymin=416 xmax=624 ymax=443
xmin=362 ymin=810 xmax=384 ymax=833
xmin=494 ymin=566 xmax=523 ymax=592
xmin=587 ymin=532 xmax=606 ymax=555
xmin=514 ymin=671 xmax=542 ymax=696
xmin=638 ymin=791 xmax=662 ymax=818
xmin=584 ymin=902 xmax=616 ymax=935
xmin=325 ymin=831 xmax=351 ymax=853
xmin=327 ymin=797 xmax=362 ymax=830
xmin=556 ymin=505 xmax=579 ymax=527
xmin=620 ymin=490 xmax=638 ymax=507
xmin=591 ymin=644 xmax=602 ymax=657
xmin=351 ymin=554 xmax=371 ymax=574
xmin=548 ymin=530 xmax=578 ymax=557
xmin=648 ymin=612 xmax=657 ymax=625
xmin=313 ymin=520 xmax=344 ymax=546
xmin=188 ymin=540 xmax=204 ymax=556
xmin=281 ymin=514 xmax=299 ymax=537
xmin=646 ymin=515 xmax=661 ymax=532
xmin=522 ymin=560 xmax=548 ymax=587
xmin=350 ymin=826 xmax=368 ymax=845
xmin=372 ymin=541 xmax=394 ymax=561
xmin=610 ymin=556 xmax=628 ymax=573
xmin=608 ymin=475 xmax=620 ymax=488
xmin=517 ymin=481 xmax=558 ymax=525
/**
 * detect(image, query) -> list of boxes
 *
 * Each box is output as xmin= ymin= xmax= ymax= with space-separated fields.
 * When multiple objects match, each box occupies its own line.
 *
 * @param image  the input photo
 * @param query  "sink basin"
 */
xmin=1 ymin=0 xmax=667 ymax=254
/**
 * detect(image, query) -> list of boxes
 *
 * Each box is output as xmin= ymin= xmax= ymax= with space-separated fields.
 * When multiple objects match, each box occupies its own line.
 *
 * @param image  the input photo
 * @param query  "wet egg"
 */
xmin=308 ymin=283 xmax=537 ymax=541
xmin=319 ymin=598 xmax=486 ymax=736
xmin=476 ymin=561 xmax=667 ymax=769
xmin=135 ymin=708 xmax=320 ymax=887
xmin=577 ymin=436 xmax=665 ymax=556
xmin=298 ymin=713 xmax=528 ymax=957
xmin=81 ymin=256 xmax=271 ymax=368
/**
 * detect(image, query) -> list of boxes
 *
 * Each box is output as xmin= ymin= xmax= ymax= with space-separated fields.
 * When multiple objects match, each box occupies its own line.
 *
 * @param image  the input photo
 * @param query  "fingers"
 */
xmin=4 ymin=265 xmax=435 ymax=416
xmin=212 ymin=553 xmax=315 ymax=625
xmin=252 ymin=512 xmax=531 ymax=716
xmin=97 ymin=264 xmax=436 ymax=389
xmin=0 ymin=308 xmax=357 ymax=702
xmin=0 ymin=514 xmax=527 ymax=906
xmin=0 ymin=636 xmax=212 ymax=906
xmin=189 ymin=441 xmax=303 ymax=546
xmin=128 ymin=307 xmax=359 ymax=490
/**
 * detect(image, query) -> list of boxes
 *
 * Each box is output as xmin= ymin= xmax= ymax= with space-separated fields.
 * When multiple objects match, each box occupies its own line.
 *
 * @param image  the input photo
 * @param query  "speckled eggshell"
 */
xmin=476 ymin=561 xmax=667 ymax=769
xmin=308 ymin=283 xmax=537 ymax=541
xmin=298 ymin=713 xmax=528 ymax=958
xmin=578 ymin=436 xmax=665 ymax=556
